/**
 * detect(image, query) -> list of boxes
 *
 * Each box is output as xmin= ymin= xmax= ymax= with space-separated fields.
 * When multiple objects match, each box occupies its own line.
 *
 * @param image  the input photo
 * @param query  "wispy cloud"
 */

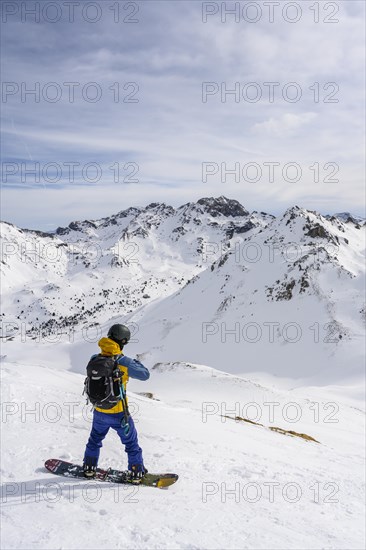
xmin=252 ymin=112 xmax=317 ymax=137
xmin=1 ymin=0 xmax=365 ymax=228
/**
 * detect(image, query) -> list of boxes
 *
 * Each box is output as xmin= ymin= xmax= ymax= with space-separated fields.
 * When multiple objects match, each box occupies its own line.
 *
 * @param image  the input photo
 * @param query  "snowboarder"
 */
xmin=83 ymin=323 xmax=150 ymax=479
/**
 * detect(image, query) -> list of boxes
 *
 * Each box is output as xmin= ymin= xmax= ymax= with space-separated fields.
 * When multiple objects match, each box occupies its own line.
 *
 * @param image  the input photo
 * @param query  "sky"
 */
xmin=1 ymin=0 xmax=365 ymax=230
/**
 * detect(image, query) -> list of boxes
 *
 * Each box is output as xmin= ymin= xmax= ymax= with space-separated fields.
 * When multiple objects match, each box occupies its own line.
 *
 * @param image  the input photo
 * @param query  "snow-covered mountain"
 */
xmin=1 ymin=196 xmax=270 ymax=335
xmin=128 ymin=204 xmax=365 ymax=384
xmin=2 ymin=196 xmax=364 ymax=383
xmin=328 ymin=212 xmax=366 ymax=225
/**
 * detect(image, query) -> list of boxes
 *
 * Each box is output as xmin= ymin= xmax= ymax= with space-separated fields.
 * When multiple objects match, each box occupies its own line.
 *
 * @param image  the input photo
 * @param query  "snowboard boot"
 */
xmin=83 ymin=463 xmax=97 ymax=478
xmin=129 ymin=464 xmax=148 ymax=480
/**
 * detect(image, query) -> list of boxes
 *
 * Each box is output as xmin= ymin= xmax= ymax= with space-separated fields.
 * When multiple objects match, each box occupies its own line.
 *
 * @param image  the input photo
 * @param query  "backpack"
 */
xmin=84 ymin=354 xmax=122 ymax=409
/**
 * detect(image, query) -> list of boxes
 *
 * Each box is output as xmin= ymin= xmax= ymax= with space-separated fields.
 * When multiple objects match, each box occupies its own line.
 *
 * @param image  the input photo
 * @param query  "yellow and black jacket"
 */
xmin=93 ymin=337 xmax=150 ymax=414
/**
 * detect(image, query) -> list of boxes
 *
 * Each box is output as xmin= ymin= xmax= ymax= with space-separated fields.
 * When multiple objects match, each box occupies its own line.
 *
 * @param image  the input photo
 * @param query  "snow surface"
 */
xmin=0 ymin=348 xmax=365 ymax=550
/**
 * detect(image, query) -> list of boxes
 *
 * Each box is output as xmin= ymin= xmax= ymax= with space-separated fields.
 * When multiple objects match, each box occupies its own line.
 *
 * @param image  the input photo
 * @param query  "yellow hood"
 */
xmin=98 ymin=337 xmax=121 ymax=356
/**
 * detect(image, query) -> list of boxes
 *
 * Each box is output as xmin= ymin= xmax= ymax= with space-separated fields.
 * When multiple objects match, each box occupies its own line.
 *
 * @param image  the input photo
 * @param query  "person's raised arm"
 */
xmin=117 ymin=356 xmax=150 ymax=381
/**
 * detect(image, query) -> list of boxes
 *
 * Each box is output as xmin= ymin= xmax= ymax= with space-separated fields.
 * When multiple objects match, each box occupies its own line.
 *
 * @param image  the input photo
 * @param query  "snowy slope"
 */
xmin=1 ymin=354 xmax=365 ymax=550
xmin=126 ymin=206 xmax=366 ymax=384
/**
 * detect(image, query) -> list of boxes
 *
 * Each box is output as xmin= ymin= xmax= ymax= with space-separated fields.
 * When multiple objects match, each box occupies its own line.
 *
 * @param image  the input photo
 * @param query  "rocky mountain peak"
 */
xmin=195 ymin=196 xmax=249 ymax=218
xmin=143 ymin=202 xmax=175 ymax=217
xmin=332 ymin=212 xmax=365 ymax=226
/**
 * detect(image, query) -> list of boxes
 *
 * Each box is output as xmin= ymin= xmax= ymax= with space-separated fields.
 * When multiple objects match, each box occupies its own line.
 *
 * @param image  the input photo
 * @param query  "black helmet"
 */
xmin=107 ymin=324 xmax=131 ymax=348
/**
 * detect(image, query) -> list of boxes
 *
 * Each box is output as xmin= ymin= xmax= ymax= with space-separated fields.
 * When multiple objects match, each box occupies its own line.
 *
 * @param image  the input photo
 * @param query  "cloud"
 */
xmin=252 ymin=112 xmax=317 ymax=137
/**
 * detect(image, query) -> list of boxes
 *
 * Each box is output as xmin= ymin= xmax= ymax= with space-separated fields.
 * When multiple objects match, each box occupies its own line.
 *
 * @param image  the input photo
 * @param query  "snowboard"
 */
xmin=44 ymin=459 xmax=178 ymax=489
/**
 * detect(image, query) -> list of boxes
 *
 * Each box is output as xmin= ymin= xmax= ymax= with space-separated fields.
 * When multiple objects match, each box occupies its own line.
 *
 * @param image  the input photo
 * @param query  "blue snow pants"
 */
xmin=84 ymin=410 xmax=143 ymax=469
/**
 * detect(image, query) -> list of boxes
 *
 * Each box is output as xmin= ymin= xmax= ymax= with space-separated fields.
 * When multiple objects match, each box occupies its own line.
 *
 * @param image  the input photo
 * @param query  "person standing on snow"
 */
xmin=83 ymin=323 xmax=150 ymax=479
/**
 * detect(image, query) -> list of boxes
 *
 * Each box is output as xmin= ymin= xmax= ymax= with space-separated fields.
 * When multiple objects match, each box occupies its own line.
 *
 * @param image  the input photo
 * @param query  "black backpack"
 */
xmin=84 ymin=354 xmax=122 ymax=409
